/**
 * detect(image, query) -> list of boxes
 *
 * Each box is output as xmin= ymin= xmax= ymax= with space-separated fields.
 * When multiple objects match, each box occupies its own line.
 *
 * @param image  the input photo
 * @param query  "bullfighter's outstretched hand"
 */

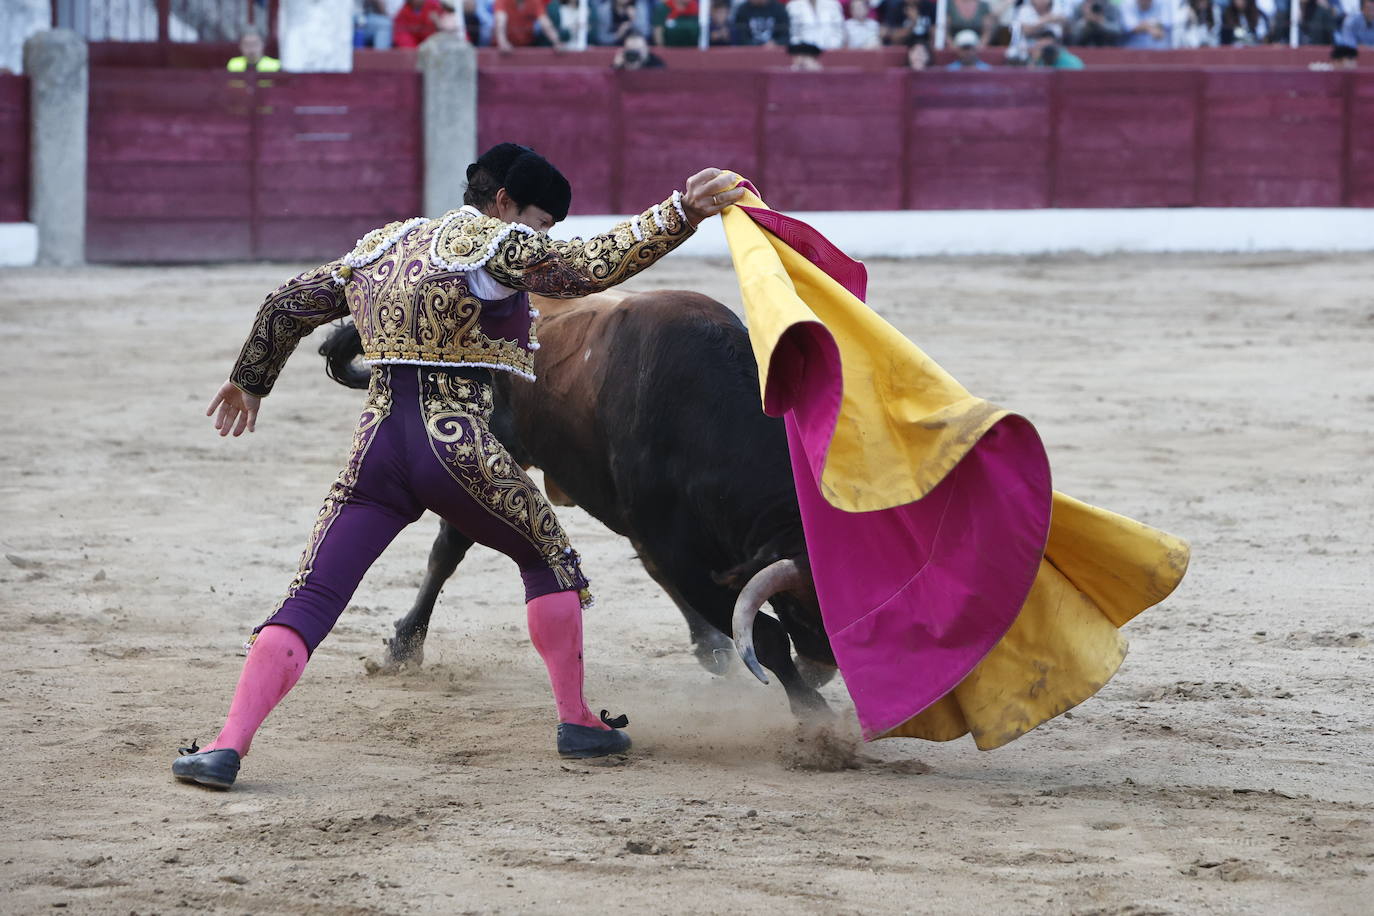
xmin=681 ymin=169 xmax=747 ymax=227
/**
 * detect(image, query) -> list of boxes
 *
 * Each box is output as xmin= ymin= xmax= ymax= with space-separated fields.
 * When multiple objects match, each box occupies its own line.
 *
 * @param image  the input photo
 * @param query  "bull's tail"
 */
xmin=319 ymin=322 xmax=371 ymax=391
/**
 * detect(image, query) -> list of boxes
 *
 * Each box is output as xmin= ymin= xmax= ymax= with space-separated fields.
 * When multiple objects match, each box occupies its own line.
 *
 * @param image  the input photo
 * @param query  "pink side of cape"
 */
xmin=738 ymin=202 xmax=1053 ymax=740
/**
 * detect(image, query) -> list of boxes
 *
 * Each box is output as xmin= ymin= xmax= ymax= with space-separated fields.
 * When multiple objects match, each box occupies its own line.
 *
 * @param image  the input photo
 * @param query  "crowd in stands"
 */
xmin=351 ymin=0 xmax=1372 ymax=66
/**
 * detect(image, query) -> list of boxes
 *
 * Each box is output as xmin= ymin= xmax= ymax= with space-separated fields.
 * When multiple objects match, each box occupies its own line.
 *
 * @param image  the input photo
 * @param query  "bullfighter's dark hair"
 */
xmin=463 ymin=143 xmax=572 ymax=222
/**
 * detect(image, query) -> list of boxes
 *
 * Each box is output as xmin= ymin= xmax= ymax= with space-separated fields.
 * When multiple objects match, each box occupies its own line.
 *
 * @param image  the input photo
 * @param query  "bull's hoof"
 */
xmin=795 ymin=654 xmax=838 ymax=689
xmin=693 ymin=640 xmax=734 ymax=677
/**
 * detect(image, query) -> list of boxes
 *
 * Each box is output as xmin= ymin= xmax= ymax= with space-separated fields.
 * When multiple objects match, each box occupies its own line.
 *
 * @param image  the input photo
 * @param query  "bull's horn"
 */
xmin=731 ymin=558 xmax=807 ymax=686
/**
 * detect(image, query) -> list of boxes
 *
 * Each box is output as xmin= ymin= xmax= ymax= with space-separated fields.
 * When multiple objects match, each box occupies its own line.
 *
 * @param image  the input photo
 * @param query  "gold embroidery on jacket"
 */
xmin=230 ymin=261 xmax=349 ymax=396
xmin=418 ymin=371 xmax=588 ymax=596
xmin=477 ymin=197 xmax=693 ymax=299
xmin=273 ymin=368 xmax=394 ymax=614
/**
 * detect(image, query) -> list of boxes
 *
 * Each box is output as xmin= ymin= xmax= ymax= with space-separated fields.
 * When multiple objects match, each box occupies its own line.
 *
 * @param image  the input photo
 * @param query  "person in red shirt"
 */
xmin=495 ymin=0 xmax=563 ymax=50
xmin=393 ymin=0 xmax=444 ymax=48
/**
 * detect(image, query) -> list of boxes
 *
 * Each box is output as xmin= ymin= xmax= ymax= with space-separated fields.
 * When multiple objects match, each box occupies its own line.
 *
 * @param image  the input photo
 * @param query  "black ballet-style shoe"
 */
xmin=172 ymin=742 xmax=241 ymax=789
xmin=557 ymin=710 xmax=631 ymax=759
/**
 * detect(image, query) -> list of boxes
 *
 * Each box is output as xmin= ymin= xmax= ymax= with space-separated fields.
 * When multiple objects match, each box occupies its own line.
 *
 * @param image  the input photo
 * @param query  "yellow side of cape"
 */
xmin=721 ymin=188 xmax=1190 ymax=749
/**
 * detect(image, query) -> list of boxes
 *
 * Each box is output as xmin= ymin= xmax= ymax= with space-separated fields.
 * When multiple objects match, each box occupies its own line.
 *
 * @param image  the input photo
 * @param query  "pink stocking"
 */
xmin=526 ymin=590 xmax=605 ymax=729
xmin=202 ymin=624 xmax=309 ymax=756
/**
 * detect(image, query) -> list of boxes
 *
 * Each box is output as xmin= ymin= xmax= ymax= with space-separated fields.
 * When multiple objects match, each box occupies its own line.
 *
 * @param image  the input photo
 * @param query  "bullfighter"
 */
xmin=174 ymin=144 xmax=744 ymax=789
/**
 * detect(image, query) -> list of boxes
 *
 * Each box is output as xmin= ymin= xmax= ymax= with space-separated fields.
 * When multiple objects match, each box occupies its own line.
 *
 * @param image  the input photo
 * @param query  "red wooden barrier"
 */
xmin=0 ymin=75 xmax=30 ymax=223
xmin=1199 ymin=70 xmax=1347 ymax=207
xmin=1344 ymin=73 xmax=1374 ymax=208
xmin=87 ymin=67 xmax=419 ymax=262
xmin=905 ymin=71 xmax=1052 ymax=210
xmin=1053 ymin=69 xmax=1196 ymax=208
xmin=80 ymin=66 xmax=1369 ymax=262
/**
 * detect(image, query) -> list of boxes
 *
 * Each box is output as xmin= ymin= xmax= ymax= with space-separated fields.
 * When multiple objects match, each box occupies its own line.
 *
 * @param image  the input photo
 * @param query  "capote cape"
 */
xmin=720 ymin=183 xmax=1190 ymax=748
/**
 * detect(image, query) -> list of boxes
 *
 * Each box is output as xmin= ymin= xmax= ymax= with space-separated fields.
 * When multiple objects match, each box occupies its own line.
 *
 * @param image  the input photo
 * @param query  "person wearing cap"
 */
xmin=173 ymin=146 xmax=745 ymax=790
xmin=947 ymin=28 xmax=992 ymax=68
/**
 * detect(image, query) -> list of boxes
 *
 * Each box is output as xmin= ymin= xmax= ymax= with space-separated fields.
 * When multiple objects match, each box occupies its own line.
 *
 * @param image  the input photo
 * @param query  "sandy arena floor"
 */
xmin=0 ymin=253 xmax=1371 ymax=915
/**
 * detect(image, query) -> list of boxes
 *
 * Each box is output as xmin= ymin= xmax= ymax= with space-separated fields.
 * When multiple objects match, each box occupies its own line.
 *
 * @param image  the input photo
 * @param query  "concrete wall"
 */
xmin=557 ymin=208 xmax=1374 ymax=258
xmin=278 ymin=0 xmax=353 ymax=72
xmin=0 ymin=0 xmax=50 ymax=73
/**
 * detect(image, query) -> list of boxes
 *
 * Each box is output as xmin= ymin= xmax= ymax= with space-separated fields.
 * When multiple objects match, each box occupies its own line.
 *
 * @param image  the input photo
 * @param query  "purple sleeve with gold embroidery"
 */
xmin=483 ymin=195 xmax=694 ymax=299
xmin=229 ymin=261 xmax=349 ymax=398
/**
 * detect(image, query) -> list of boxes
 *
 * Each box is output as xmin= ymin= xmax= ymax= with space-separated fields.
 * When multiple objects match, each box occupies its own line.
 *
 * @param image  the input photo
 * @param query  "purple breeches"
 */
xmin=256 ymin=365 xmax=588 ymax=654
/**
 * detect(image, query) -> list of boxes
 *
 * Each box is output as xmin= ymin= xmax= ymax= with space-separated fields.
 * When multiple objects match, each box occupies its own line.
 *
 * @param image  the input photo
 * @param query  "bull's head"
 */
xmin=732 ymin=558 xmax=821 ymax=685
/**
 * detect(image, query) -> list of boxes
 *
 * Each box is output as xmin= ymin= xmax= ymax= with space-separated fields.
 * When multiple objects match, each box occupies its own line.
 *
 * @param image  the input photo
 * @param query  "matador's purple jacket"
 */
xmin=228 ymin=195 xmax=694 ymax=652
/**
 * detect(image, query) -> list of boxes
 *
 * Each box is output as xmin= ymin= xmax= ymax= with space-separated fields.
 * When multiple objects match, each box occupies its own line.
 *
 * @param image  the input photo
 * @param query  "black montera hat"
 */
xmin=468 ymin=143 xmax=572 ymax=222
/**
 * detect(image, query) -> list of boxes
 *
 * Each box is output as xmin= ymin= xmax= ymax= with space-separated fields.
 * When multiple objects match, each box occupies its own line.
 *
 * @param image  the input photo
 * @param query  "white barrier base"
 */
xmin=556 ymin=208 xmax=1374 ymax=258
xmin=0 ymin=223 xmax=38 ymax=266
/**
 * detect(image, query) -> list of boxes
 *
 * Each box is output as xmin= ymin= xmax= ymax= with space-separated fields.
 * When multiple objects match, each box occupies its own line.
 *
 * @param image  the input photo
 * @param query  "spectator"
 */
xmin=227 ymin=27 xmax=281 ymax=71
xmin=788 ymin=39 xmax=826 ymax=66
xmin=355 ymin=0 xmax=396 ymax=48
xmin=614 ymin=30 xmax=666 ymax=66
xmin=1072 ymin=0 xmax=1125 ymax=45
xmin=789 ymin=0 xmax=847 ymax=49
xmin=1008 ymin=0 xmax=1067 ymax=59
xmin=845 ymin=0 xmax=883 ymax=46
xmin=709 ymin=0 xmax=735 ymax=43
xmin=905 ymin=31 xmax=931 ymax=66
xmin=1121 ymin=0 xmax=1171 ymax=47
xmin=598 ymin=0 xmax=651 ymax=45
xmin=735 ymin=0 xmax=791 ymax=45
xmin=1175 ymin=0 xmax=1219 ymax=47
xmin=654 ymin=0 xmax=702 ymax=46
xmin=946 ymin=0 xmax=996 ymax=47
xmin=459 ymin=0 xmax=483 ymax=43
xmin=394 ymin=0 xmax=445 ymax=47
xmin=1219 ymin=0 xmax=1268 ymax=44
xmin=880 ymin=0 xmax=936 ymax=44
xmin=543 ymin=0 xmax=579 ymax=44
xmin=1337 ymin=0 xmax=1374 ymax=46
xmin=947 ymin=27 xmax=992 ymax=67
xmin=1028 ymin=26 xmax=1084 ymax=66
xmin=1274 ymin=0 xmax=1342 ymax=45
xmin=494 ymin=0 xmax=563 ymax=49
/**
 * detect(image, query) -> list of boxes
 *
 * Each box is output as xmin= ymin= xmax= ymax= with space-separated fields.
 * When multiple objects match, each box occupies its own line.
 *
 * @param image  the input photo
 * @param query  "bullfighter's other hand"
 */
xmin=682 ymin=169 xmax=747 ymax=227
xmin=206 ymin=379 xmax=261 ymax=438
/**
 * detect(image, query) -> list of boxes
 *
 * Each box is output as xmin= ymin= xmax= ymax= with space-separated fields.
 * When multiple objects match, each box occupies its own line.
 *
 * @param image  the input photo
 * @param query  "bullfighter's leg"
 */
xmin=408 ymin=368 xmax=629 ymax=757
xmin=385 ymin=520 xmax=476 ymax=669
xmin=176 ymin=377 xmax=423 ymax=788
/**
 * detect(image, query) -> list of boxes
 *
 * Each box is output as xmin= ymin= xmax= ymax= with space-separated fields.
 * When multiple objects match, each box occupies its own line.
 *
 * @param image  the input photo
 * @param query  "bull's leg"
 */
xmin=385 ymin=519 xmax=476 ymax=668
xmin=750 ymin=611 xmax=833 ymax=722
xmin=642 ymin=548 xmax=831 ymax=721
xmin=634 ymin=545 xmax=734 ymax=676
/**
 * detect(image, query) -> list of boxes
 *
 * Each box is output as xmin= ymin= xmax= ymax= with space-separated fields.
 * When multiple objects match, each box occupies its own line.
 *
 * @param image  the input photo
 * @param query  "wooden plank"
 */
xmin=89 ymin=112 xmax=253 ymax=163
xmin=0 ymin=74 xmax=28 ymax=222
xmin=762 ymin=71 xmax=906 ymax=211
xmin=1054 ymin=70 xmax=1196 ymax=207
xmin=255 ymin=186 xmax=421 ymax=220
xmin=907 ymin=73 xmax=1052 ymax=210
xmin=256 ymin=215 xmax=401 ymax=260
xmin=617 ymin=71 xmax=762 ymax=209
xmin=86 ymin=219 xmax=254 ymax=262
xmin=1348 ymin=74 xmax=1374 ymax=206
xmin=477 ymin=70 xmax=615 ymax=215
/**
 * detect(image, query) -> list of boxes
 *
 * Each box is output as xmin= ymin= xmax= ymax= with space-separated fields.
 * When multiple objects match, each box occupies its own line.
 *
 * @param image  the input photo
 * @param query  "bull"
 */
xmin=321 ymin=290 xmax=838 ymax=719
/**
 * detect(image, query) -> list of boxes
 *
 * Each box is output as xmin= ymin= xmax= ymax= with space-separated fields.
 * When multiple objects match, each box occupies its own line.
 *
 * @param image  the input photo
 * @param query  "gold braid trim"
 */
xmin=230 ymin=260 xmax=350 ymax=397
xmin=272 ymin=368 xmax=393 ymax=614
xmin=436 ymin=195 xmax=693 ymax=300
xmin=419 ymin=371 xmax=589 ymax=596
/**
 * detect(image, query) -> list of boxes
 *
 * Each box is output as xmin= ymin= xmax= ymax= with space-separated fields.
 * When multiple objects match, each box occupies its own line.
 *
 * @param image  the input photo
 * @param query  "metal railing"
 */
xmin=51 ymin=0 xmax=275 ymax=43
